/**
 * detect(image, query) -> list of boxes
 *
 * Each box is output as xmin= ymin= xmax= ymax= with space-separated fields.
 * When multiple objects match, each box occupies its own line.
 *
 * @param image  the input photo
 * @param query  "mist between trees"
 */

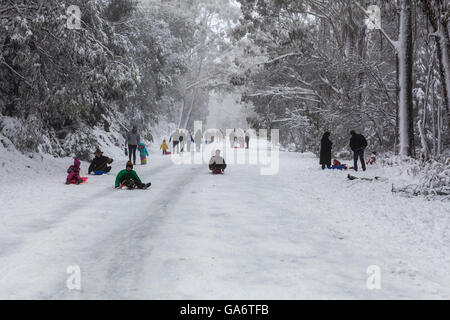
xmin=0 ymin=0 xmax=449 ymax=164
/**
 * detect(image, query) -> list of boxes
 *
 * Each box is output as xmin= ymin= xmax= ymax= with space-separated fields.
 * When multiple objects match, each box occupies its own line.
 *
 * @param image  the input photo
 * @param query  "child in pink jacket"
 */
xmin=66 ymin=158 xmax=83 ymax=185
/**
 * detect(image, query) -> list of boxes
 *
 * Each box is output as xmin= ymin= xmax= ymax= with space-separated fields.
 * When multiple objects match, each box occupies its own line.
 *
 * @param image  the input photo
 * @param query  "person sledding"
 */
xmin=160 ymin=139 xmax=169 ymax=155
xmin=88 ymin=148 xmax=113 ymax=175
xmin=115 ymin=161 xmax=151 ymax=190
xmin=209 ymin=149 xmax=227 ymax=174
xmin=66 ymin=158 xmax=86 ymax=185
xmin=137 ymin=142 xmax=149 ymax=165
xmin=329 ymin=159 xmax=348 ymax=170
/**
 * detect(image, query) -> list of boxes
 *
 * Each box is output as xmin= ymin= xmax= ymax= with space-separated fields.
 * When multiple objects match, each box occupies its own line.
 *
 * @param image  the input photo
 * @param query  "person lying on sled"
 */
xmin=209 ymin=150 xmax=227 ymax=173
xmin=115 ymin=161 xmax=151 ymax=189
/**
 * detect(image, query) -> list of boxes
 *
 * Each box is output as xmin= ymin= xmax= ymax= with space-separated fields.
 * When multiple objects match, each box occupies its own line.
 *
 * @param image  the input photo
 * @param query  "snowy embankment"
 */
xmin=0 ymin=137 xmax=449 ymax=299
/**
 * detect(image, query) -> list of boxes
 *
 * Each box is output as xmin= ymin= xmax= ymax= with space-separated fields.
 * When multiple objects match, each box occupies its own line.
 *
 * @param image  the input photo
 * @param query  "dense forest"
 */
xmin=1 ymin=0 xmax=449 ymax=164
xmin=233 ymin=0 xmax=449 ymax=161
xmin=0 ymin=0 xmax=240 ymax=158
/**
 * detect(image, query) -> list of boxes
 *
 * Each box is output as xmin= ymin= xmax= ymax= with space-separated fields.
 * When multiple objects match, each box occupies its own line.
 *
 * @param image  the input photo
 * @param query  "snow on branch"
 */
xmin=245 ymin=86 xmax=319 ymax=101
xmin=351 ymin=0 xmax=400 ymax=52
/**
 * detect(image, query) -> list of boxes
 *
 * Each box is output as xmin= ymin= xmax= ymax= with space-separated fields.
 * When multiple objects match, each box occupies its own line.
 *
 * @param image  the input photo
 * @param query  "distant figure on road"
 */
xmin=349 ymin=130 xmax=368 ymax=172
xmin=320 ymin=131 xmax=332 ymax=170
xmin=126 ymin=126 xmax=140 ymax=165
xmin=194 ymin=130 xmax=202 ymax=152
xmin=160 ymin=139 xmax=169 ymax=155
xmin=179 ymin=131 xmax=186 ymax=152
xmin=169 ymin=130 xmax=180 ymax=154
xmin=209 ymin=149 xmax=227 ymax=174
xmin=245 ymin=131 xmax=250 ymax=149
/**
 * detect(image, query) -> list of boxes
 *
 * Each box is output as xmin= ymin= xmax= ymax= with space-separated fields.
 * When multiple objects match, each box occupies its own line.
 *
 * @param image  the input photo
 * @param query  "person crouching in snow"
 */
xmin=115 ymin=161 xmax=151 ymax=189
xmin=160 ymin=139 xmax=169 ymax=155
xmin=209 ymin=149 xmax=227 ymax=173
xmin=66 ymin=158 xmax=83 ymax=185
xmin=366 ymin=151 xmax=377 ymax=165
xmin=138 ymin=142 xmax=149 ymax=165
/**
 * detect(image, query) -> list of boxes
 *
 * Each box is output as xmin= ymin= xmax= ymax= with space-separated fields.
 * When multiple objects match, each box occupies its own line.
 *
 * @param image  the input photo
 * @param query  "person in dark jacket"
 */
xmin=126 ymin=126 xmax=140 ymax=165
xmin=349 ymin=130 xmax=368 ymax=172
xmin=320 ymin=131 xmax=332 ymax=170
xmin=245 ymin=131 xmax=250 ymax=149
xmin=88 ymin=149 xmax=113 ymax=174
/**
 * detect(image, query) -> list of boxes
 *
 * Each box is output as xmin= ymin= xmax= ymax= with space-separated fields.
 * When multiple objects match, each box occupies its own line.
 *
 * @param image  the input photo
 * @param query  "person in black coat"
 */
xmin=349 ymin=130 xmax=368 ymax=172
xmin=320 ymin=131 xmax=332 ymax=170
xmin=88 ymin=149 xmax=114 ymax=174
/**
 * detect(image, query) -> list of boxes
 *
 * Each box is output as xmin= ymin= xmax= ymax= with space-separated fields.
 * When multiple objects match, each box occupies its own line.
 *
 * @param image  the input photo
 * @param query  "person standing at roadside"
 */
xmin=126 ymin=126 xmax=140 ymax=165
xmin=349 ymin=130 xmax=368 ymax=172
xmin=320 ymin=131 xmax=332 ymax=170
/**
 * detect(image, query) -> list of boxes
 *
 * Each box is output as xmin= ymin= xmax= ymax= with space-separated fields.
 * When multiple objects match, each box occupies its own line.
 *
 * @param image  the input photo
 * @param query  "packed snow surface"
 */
xmin=0 ymin=138 xmax=449 ymax=299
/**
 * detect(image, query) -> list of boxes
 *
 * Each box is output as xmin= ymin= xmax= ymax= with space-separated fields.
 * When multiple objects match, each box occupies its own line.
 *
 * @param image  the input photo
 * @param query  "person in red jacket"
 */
xmin=66 ymin=158 xmax=83 ymax=185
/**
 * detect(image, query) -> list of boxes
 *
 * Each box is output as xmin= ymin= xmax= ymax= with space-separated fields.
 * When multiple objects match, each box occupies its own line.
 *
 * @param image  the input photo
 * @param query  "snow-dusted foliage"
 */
xmin=0 ymin=0 xmax=195 ymax=159
xmin=383 ymin=155 xmax=450 ymax=199
xmin=233 ymin=0 xmax=449 ymax=159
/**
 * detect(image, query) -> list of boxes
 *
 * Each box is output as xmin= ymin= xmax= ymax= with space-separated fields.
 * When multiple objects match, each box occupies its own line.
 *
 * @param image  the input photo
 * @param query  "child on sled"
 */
xmin=66 ymin=158 xmax=84 ymax=185
xmin=329 ymin=159 xmax=348 ymax=170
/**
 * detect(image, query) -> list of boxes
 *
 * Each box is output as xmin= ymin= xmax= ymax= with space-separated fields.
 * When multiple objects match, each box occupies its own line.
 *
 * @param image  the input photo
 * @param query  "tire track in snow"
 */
xmin=55 ymin=162 xmax=205 ymax=299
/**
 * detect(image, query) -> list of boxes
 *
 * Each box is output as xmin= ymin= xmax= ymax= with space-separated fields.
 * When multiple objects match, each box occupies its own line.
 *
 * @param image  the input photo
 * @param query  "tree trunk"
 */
xmin=398 ymin=0 xmax=415 ymax=157
xmin=421 ymin=0 xmax=450 ymax=146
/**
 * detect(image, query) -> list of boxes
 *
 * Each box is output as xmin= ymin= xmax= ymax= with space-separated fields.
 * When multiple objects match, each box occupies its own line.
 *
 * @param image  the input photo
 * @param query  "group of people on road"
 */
xmin=65 ymin=126 xmax=151 ymax=189
xmin=66 ymin=124 xmax=259 ymax=186
xmin=320 ymin=130 xmax=373 ymax=172
xmin=166 ymin=128 xmax=252 ymax=155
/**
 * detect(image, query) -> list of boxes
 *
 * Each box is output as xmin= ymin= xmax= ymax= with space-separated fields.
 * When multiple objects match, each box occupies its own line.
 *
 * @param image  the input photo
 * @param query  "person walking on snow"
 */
xmin=320 ymin=131 xmax=332 ymax=170
xmin=349 ymin=130 xmax=368 ymax=172
xmin=115 ymin=161 xmax=151 ymax=189
xmin=88 ymin=149 xmax=113 ymax=174
xmin=245 ymin=131 xmax=250 ymax=149
xmin=160 ymin=140 xmax=169 ymax=155
xmin=194 ymin=130 xmax=202 ymax=152
xmin=169 ymin=130 xmax=180 ymax=154
xmin=138 ymin=142 xmax=149 ymax=165
xmin=209 ymin=149 xmax=227 ymax=173
xmin=178 ymin=131 xmax=186 ymax=152
xmin=66 ymin=158 xmax=83 ymax=185
xmin=126 ymin=126 xmax=141 ymax=165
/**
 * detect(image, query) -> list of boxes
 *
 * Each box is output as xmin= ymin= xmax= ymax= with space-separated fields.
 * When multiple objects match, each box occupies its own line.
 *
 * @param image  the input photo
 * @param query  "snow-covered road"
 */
xmin=0 ymin=142 xmax=449 ymax=299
